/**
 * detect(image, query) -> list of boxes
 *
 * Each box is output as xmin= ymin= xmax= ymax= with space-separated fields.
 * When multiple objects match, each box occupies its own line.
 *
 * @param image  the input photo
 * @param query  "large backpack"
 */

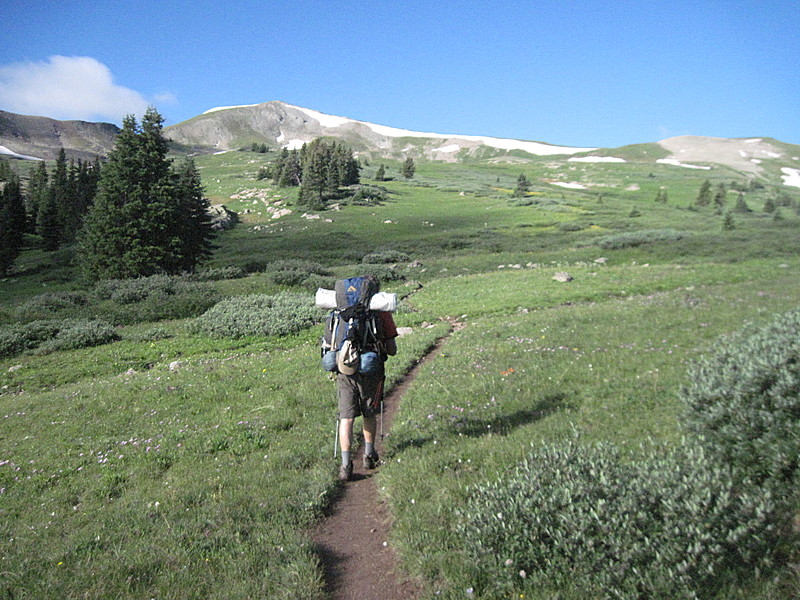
xmin=321 ymin=277 xmax=383 ymax=373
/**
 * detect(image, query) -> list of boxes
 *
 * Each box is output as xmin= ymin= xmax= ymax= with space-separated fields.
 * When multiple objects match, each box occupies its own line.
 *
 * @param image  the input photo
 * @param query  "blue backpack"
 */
xmin=321 ymin=276 xmax=383 ymax=373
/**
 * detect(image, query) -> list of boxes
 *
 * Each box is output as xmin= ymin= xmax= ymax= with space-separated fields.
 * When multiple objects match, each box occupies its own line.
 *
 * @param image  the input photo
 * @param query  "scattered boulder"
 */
xmin=553 ymin=272 xmax=574 ymax=282
xmin=207 ymin=204 xmax=238 ymax=230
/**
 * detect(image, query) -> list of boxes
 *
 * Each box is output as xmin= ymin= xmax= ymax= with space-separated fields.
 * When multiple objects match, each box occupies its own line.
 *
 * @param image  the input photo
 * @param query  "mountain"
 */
xmin=2 ymin=102 xmax=798 ymax=187
xmin=164 ymin=100 xmax=598 ymax=160
xmin=0 ymin=110 xmax=119 ymax=161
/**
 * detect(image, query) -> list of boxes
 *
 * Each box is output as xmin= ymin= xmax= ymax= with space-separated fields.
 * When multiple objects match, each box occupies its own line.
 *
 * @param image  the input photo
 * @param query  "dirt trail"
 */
xmin=311 ymin=330 xmax=455 ymax=600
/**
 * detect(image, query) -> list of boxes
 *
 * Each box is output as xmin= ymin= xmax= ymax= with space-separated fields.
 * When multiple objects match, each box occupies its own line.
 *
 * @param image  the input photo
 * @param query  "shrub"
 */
xmin=191 ymin=292 xmax=320 ymax=338
xmin=265 ymin=260 xmax=333 ymax=288
xmin=680 ymin=308 xmax=800 ymax=491
xmin=0 ymin=319 xmax=119 ymax=357
xmin=361 ymin=250 xmax=411 ymax=264
xmin=357 ymin=264 xmax=405 ymax=282
xmin=0 ymin=321 xmax=62 ymax=358
xmin=189 ymin=266 xmax=246 ymax=281
xmin=35 ymin=320 xmax=120 ymax=354
xmin=16 ymin=291 xmax=89 ymax=321
xmin=458 ymin=437 xmax=778 ymax=598
xmin=594 ymin=229 xmax=686 ymax=249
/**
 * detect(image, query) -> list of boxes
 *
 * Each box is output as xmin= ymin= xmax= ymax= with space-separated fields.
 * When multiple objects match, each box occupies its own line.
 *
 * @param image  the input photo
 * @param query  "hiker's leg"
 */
xmin=362 ymin=414 xmax=376 ymax=445
xmin=339 ymin=417 xmax=354 ymax=453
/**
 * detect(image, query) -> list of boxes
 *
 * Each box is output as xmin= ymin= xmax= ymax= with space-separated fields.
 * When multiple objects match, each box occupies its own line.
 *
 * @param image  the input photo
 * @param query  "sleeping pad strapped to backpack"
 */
xmin=321 ymin=276 xmax=384 ymax=374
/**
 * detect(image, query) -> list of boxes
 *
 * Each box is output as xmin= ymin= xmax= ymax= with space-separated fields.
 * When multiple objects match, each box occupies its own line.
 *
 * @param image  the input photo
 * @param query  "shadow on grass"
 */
xmin=390 ymin=392 xmax=577 ymax=454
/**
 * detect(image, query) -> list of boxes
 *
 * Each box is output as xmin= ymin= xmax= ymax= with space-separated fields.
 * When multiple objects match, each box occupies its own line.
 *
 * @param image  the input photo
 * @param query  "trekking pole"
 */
xmin=333 ymin=412 xmax=339 ymax=458
xmin=380 ymin=399 xmax=384 ymax=441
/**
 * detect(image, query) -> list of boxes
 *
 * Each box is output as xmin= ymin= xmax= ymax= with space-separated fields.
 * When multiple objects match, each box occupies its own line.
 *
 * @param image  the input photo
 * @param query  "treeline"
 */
xmin=0 ymin=152 xmax=101 ymax=275
xmin=0 ymin=108 xmax=215 ymax=280
xmin=258 ymin=139 xmax=361 ymax=209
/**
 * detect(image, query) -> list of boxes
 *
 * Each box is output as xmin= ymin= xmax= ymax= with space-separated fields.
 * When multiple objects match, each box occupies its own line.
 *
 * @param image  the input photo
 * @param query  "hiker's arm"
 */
xmin=384 ymin=337 xmax=397 ymax=356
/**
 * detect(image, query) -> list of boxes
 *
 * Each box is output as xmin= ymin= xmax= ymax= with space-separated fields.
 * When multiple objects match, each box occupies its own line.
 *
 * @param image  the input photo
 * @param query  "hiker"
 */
xmin=320 ymin=275 xmax=398 ymax=481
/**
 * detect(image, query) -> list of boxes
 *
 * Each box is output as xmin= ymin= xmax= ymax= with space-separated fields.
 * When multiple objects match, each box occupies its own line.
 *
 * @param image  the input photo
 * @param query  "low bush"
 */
xmin=0 ymin=319 xmax=119 ymax=358
xmin=16 ymin=291 xmax=89 ymax=321
xmin=191 ymin=292 xmax=320 ymax=338
xmin=357 ymin=264 xmax=405 ymax=283
xmin=594 ymin=229 xmax=686 ymax=249
xmin=189 ymin=266 xmax=246 ymax=281
xmin=265 ymin=259 xmax=332 ymax=287
xmin=680 ymin=308 xmax=800 ymax=492
xmin=458 ymin=437 xmax=778 ymax=599
xmin=361 ymin=250 xmax=411 ymax=264
xmin=35 ymin=320 xmax=120 ymax=354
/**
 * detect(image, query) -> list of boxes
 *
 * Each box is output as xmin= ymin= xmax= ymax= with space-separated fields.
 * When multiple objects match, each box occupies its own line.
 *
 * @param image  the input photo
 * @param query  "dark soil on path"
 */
xmin=311 ymin=331 xmax=454 ymax=600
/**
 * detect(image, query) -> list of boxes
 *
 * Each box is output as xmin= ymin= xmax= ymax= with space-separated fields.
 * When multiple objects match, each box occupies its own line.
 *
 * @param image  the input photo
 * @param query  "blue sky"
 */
xmin=1 ymin=0 xmax=798 ymax=148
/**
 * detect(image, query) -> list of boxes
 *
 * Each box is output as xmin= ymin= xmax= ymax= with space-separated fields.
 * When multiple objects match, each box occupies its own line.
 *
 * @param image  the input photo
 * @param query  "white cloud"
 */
xmin=0 ymin=56 xmax=152 ymax=123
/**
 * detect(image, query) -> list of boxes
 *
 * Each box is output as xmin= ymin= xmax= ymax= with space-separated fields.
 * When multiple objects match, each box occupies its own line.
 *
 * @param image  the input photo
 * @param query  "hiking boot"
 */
xmin=338 ymin=461 xmax=353 ymax=481
xmin=363 ymin=452 xmax=379 ymax=470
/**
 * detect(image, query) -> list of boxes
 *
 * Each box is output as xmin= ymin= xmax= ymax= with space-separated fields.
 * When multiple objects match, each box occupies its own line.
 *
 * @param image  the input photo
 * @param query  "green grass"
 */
xmin=2 ymin=149 xmax=799 ymax=598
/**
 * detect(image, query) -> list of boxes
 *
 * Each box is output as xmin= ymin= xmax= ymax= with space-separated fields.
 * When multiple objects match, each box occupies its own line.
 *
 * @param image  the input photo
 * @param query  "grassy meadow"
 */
xmin=1 ymin=147 xmax=799 ymax=599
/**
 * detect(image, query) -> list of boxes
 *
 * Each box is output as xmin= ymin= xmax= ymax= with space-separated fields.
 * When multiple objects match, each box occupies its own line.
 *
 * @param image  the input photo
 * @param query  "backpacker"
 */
xmin=321 ymin=276 xmax=383 ymax=374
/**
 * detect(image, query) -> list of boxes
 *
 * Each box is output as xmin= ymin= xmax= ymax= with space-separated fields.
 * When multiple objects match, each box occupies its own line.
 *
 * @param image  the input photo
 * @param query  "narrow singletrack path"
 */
xmin=311 ymin=329 xmax=456 ymax=600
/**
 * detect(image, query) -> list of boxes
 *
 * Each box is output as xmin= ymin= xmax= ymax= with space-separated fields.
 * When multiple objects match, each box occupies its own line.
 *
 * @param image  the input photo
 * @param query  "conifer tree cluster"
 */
xmin=267 ymin=139 xmax=360 ymax=209
xmin=77 ymin=108 xmax=215 ymax=281
xmin=0 ymin=162 xmax=26 ymax=276
xmin=33 ymin=150 xmax=102 ymax=250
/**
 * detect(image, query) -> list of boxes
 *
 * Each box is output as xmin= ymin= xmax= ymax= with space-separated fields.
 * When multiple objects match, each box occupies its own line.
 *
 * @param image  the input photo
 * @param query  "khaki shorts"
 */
xmin=337 ymin=370 xmax=385 ymax=419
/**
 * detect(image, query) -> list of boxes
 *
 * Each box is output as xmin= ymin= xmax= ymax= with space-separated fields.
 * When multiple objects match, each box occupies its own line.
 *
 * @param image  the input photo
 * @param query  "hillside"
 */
xmin=1 ymin=139 xmax=799 ymax=598
xmin=0 ymin=110 xmax=119 ymax=161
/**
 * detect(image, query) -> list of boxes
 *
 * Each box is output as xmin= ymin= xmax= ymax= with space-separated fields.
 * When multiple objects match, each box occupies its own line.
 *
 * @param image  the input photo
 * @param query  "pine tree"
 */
xmin=78 ymin=108 xmax=213 ymax=280
xmin=375 ymin=164 xmax=386 ymax=182
xmin=713 ymin=183 xmax=727 ymax=214
xmin=514 ymin=173 xmax=531 ymax=197
xmin=26 ymin=160 xmax=49 ymax=234
xmin=170 ymin=157 xmax=215 ymax=271
xmin=0 ymin=170 xmax=26 ymax=276
xmin=763 ymin=197 xmax=776 ymax=213
xmin=722 ymin=210 xmax=736 ymax=231
xmin=402 ymin=156 xmax=416 ymax=179
xmin=696 ymin=179 xmax=713 ymax=206
xmin=733 ymin=192 xmax=751 ymax=213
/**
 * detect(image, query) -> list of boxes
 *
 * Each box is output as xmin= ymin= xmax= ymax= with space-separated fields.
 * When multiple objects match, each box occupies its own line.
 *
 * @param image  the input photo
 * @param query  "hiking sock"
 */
xmin=341 ymin=450 xmax=351 ymax=466
xmin=364 ymin=442 xmax=375 ymax=458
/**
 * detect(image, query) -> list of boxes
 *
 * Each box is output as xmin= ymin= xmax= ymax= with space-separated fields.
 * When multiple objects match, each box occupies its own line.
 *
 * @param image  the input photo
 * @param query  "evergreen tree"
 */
xmin=654 ymin=189 xmax=668 ymax=203
xmin=0 ymin=170 xmax=26 ymax=276
xmin=402 ymin=156 xmax=416 ymax=179
xmin=170 ymin=157 xmax=215 ymax=271
xmin=763 ymin=197 xmax=776 ymax=213
xmin=514 ymin=173 xmax=531 ymax=197
xmin=26 ymin=160 xmax=49 ymax=234
xmin=733 ymin=192 xmax=751 ymax=213
xmin=375 ymin=164 xmax=386 ymax=182
xmin=722 ymin=210 xmax=736 ymax=231
xmin=78 ymin=108 xmax=212 ymax=280
xmin=713 ymin=183 xmax=727 ymax=214
xmin=696 ymin=179 xmax=713 ymax=206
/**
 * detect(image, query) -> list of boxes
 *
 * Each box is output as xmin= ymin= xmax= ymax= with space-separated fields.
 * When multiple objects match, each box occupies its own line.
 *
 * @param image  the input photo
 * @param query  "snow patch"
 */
xmin=285 ymin=139 xmax=306 ymax=150
xmin=0 ymin=145 xmax=42 ymax=160
xmin=203 ymin=103 xmax=260 ymax=114
xmin=781 ymin=167 xmax=800 ymax=188
xmin=290 ymin=105 xmax=352 ymax=128
xmin=568 ymin=156 xmax=626 ymax=163
xmin=550 ymin=181 xmax=587 ymax=189
xmin=283 ymin=103 xmax=595 ymax=156
xmin=656 ymin=158 xmax=711 ymax=170
xmin=433 ymin=144 xmax=461 ymax=153
xmin=744 ymin=138 xmax=762 ymax=143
